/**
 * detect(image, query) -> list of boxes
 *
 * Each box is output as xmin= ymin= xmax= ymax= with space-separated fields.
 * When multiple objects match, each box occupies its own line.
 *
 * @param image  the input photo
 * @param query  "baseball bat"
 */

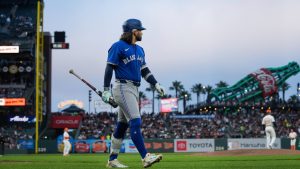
xmin=69 ymin=69 xmax=118 ymax=108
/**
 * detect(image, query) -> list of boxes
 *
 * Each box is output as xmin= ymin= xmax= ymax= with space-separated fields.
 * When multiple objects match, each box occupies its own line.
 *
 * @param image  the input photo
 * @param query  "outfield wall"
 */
xmin=2 ymin=138 xmax=299 ymax=154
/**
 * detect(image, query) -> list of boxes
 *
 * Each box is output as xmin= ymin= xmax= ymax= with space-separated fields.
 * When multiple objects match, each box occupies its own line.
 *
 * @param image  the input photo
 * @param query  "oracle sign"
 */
xmin=51 ymin=116 xmax=82 ymax=128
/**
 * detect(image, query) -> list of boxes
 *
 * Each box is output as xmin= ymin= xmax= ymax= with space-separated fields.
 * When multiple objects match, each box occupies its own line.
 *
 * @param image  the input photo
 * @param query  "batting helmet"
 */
xmin=122 ymin=19 xmax=146 ymax=32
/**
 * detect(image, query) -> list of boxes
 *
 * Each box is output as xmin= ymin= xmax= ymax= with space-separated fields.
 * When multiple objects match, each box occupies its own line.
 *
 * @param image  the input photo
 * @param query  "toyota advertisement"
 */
xmin=174 ymin=139 xmax=215 ymax=152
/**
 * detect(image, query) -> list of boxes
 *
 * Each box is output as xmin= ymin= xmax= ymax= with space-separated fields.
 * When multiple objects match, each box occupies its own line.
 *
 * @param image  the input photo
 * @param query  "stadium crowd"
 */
xmin=0 ymin=124 xmax=33 ymax=149
xmin=78 ymin=107 xmax=300 ymax=140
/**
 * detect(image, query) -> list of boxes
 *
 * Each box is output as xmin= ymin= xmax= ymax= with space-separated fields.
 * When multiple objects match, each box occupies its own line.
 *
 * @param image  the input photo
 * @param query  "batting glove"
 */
xmin=155 ymin=83 xmax=165 ymax=96
xmin=102 ymin=90 xmax=112 ymax=103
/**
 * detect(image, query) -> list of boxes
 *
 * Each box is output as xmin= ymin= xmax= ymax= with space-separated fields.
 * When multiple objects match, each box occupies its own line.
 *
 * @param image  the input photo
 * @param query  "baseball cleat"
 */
xmin=142 ymin=153 xmax=163 ymax=168
xmin=106 ymin=159 xmax=128 ymax=168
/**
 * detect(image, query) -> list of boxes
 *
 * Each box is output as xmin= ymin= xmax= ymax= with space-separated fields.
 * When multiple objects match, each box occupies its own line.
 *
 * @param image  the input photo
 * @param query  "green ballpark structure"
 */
xmin=208 ymin=62 xmax=300 ymax=104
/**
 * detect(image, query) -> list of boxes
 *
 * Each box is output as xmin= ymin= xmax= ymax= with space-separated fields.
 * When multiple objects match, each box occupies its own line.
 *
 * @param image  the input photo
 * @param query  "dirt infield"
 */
xmin=193 ymin=149 xmax=300 ymax=156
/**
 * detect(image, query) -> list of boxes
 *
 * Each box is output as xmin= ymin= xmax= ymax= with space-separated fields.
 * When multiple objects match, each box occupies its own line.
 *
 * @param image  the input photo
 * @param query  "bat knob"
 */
xmin=69 ymin=69 xmax=74 ymax=74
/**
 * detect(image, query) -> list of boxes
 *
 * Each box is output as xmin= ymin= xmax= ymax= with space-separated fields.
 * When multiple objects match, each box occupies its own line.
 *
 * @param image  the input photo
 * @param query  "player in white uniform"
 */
xmin=262 ymin=109 xmax=276 ymax=149
xmin=63 ymin=128 xmax=71 ymax=156
xmin=289 ymin=128 xmax=297 ymax=150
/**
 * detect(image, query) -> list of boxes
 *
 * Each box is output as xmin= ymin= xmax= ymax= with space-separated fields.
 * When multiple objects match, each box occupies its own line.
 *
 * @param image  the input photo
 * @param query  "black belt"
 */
xmin=116 ymin=79 xmax=140 ymax=87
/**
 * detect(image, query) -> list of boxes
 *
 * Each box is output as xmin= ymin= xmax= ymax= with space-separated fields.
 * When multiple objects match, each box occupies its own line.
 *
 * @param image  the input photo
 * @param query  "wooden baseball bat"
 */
xmin=69 ymin=69 xmax=118 ymax=108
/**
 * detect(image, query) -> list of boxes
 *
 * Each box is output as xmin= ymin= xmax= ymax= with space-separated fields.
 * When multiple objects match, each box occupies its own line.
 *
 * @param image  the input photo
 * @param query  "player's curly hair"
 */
xmin=120 ymin=32 xmax=132 ymax=44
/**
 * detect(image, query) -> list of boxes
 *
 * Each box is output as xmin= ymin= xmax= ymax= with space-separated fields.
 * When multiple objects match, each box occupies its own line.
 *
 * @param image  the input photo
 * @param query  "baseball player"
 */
xmin=63 ymin=128 xmax=71 ymax=156
xmin=102 ymin=18 xmax=164 ymax=168
xmin=289 ymin=128 xmax=297 ymax=150
xmin=262 ymin=109 xmax=276 ymax=149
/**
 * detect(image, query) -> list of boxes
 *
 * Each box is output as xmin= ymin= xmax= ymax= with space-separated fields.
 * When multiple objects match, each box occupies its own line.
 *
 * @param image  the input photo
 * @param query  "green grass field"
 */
xmin=0 ymin=153 xmax=300 ymax=169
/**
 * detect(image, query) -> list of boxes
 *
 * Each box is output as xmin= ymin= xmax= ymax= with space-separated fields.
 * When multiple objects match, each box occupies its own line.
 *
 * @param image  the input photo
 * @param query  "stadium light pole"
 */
xmin=88 ymin=90 xmax=92 ymax=113
xmin=183 ymin=94 xmax=187 ymax=113
xmin=297 ymin=83 xmax=300 ymax=101
xmin=202 ymin=86 xmax=206 ymax=103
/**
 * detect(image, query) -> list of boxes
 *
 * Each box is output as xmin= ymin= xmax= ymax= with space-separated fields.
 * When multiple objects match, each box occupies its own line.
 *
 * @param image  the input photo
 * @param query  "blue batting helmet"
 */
xmin=122 ymin=19 xmax=146 ymax=32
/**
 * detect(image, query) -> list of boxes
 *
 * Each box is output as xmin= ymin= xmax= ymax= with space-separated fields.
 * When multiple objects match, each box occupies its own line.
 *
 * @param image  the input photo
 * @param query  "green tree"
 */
xmin=215 ymin=80 xmax=229 ymax=88
xmin=288 ymin=95 xmax=299 ymax=103
xmin=169 ymin=80 xmax=184 ymax=98
xmin=205 ymin=85 xmax=213 ymax=102
xmin=279 ymin=82 xmax=290 ymax=102
xmin=191 ymin=83 xmax=202 ymax=104
xmin=179 ymin=90 xmax=191 ymax=113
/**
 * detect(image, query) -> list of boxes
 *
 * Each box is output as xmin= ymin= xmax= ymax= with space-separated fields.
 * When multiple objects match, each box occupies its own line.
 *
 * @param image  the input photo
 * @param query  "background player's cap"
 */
xmin=123 ymin=19 xmax=146 ymax=32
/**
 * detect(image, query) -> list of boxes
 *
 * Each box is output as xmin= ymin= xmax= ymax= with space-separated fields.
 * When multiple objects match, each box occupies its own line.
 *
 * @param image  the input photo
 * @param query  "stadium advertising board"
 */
xmin=123 ymin=139 xmax=138 ymax=153
xmin=0 ymin=46 xmax=19 ymax=53
xmin=51 ymin=115 xmax=82 ymax=128
xmin=171 ymin=115 xmax=215 ymax=119
xmin=144 ymin=139 xmax=174 ymax=153
xmin=17 ymin=139 xmax=34 ymax=150
xmin=228 ymin=138 xmax=281 ymax=150
xmin=9 ymin=115 xmax=35 ymax=123
xmin=174 ymin=139 xmax=214 ymax=152
xmin=0 ymin=98 xmax=25 ymax=106
xmin=250 ymin=68 xmax=277 ymax=97
xmin=160 ymin=98 xmax=178 ymax=113
xmin=56 ymin=138 xmax=110 ymax=153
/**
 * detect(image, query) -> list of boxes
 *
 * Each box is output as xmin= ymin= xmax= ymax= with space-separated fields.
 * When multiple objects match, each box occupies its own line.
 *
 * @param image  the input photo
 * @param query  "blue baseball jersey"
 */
xmin=107 ymin=40 xmax=146 ymax=82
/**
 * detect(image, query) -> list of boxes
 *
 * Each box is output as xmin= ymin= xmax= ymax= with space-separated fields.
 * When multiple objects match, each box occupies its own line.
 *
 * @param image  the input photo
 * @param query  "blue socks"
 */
xmin=109 ymin=118 xmax=148 ymax=161
xmin=130 ymin=118 xmax=147 ymax=159
xmin=109 ymin=154 xmax=118 ymax=161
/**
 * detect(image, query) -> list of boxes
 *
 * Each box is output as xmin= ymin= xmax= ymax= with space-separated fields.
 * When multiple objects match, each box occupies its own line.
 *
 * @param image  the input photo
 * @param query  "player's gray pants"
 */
xmin=265 ymin=126 xmax=276 ymax=148
xmin=112 ymin=81 xmax=141 ymax=123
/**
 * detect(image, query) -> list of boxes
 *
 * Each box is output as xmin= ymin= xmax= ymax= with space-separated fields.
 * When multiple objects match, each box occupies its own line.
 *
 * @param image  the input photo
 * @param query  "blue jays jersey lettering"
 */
xmin=107 ymin=40 xmax=146 ymax=82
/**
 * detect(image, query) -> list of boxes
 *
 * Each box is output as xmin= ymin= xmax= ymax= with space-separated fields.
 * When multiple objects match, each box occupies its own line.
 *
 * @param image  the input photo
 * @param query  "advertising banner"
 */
xmin=0 ymin=98 xmax=25 ymax=106
xmin=228 ymin=138 xmax=281 ymax=150
xmin=170 ymin=115 xmax=215 ymax=119
xmin=9 ymin=115 xmax=35 ymax=123
xmin=17 ymin=139 xmax=34 ymax=149
xmin=51 ymin=115 xmax=82 ymax=128
xmin=174 ymin=139 xmax=214 ymax=152
xmin=0 ymin=46 xmax=19 ymax=53
xmin=144 ymin=139 xmax=174 ymax=153
xmin=250 ymin=68 xmax=277 ymax=98
xmin=160 ymin=98 xmax=178 ymax=113
xmin=123 ymin=139 xmax=138 ymax=153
